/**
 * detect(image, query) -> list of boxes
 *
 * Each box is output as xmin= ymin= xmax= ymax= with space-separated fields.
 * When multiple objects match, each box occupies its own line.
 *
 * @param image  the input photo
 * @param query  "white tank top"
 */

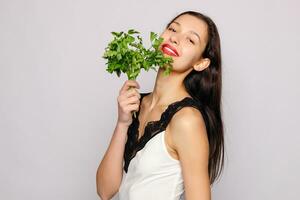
xmin=118 ymin=130 xmax=185 ymax=200
xmin=118 ymin=92 xmax=203 ymax=200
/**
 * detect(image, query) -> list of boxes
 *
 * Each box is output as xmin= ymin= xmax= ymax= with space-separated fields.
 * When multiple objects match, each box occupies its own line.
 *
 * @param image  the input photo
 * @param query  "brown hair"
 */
xmin=166 ymin=10 xmax=225 ymax=185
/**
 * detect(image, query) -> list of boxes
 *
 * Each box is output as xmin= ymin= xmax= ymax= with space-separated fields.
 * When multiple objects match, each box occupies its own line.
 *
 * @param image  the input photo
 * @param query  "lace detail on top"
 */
xmin=123 ymin=92 xmax=205 ymax=173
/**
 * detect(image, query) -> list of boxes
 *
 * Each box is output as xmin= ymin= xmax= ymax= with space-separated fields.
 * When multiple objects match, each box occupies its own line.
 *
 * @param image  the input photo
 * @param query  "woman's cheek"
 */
xmin=170 ymin=56 xmax=194 ymax=73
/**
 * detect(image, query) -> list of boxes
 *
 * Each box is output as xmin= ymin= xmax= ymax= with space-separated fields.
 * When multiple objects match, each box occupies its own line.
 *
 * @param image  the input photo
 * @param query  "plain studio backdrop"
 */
xmin=1 ymin=0 xmax=299 ymax=199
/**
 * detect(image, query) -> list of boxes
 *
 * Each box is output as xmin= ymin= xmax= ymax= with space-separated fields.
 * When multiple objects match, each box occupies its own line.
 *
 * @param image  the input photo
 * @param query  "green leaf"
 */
xmin=117 ymin=54 xmax=122 ymax=60
xmin=150 ymin=32 xmax=157 ymax=42
xmin=128 ymin=29 xmax=140 ymax=34
xmin=111 ymin=31 xmax=123 ymax=37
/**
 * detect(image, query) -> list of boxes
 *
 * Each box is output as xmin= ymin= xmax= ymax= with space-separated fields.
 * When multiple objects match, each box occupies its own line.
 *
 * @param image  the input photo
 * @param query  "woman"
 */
xmin=97 ymin=10 xmax=224 ymax=200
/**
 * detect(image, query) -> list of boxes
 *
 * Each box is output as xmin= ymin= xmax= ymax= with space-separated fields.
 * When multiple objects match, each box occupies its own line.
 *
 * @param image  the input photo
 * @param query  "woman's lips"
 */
xmin=161 ymin=44 xmax=179 ymax=57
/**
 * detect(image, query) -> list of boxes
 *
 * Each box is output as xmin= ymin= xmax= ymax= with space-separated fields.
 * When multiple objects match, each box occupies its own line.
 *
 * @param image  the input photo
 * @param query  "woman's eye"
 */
xmin=189 ymin=39 xmax=195 ymax=44
xmin=168 ymin=27 xmax=176 ymax=32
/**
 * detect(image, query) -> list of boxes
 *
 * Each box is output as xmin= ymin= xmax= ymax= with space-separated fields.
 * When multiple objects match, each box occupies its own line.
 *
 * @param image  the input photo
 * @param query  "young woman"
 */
xmin=96 ymin=11 xmax=224 ymax=200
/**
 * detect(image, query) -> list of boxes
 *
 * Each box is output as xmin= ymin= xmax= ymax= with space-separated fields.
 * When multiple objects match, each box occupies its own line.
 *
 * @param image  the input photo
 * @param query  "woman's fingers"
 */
xmin=116 ymin=80 xmax=141 ymax=126
xmin=126 ymin=95 xmax=140 ymax=105
xmin=119 ymin=80 xmax=140 ymax=95
xmin=125 ymin=87 xmax=141 ymax=99
xmin=118 ymin=95 xmax=140 ymax=107
xmin=118 ymin=87 xmax=140 ymax=103
xmin=126 ymin=104 xmax=140 ymax=113
xmin=118 ymin=96 xmax=139 ymax=114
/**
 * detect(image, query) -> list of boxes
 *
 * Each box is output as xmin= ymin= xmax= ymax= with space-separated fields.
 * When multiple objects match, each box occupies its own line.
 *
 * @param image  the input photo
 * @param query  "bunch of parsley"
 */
xmin=102 ymin=29 xmax=173 ymax=80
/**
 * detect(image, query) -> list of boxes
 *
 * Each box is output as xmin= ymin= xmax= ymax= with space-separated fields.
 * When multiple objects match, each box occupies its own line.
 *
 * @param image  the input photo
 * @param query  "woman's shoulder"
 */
xmin=171 ymin=105 xmax=205 ymax=129
xmin=168 ymin=98 xmax=207 ymax=138
xmin=167 ymin=103 xmax=209 ymax=154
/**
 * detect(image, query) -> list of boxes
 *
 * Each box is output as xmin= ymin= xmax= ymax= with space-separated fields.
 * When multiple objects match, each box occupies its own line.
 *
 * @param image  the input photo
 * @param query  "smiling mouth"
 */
xmin=161 ymin=44 xmax=179 ymax=57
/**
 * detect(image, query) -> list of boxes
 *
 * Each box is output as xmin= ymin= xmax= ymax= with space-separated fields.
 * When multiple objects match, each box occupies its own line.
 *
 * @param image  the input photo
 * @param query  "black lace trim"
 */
xmin=123 ymin=92 xmax=205 ymax=173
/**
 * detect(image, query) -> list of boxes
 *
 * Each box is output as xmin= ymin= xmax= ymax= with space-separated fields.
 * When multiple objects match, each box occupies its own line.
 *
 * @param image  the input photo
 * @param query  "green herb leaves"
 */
xmin=102 ymin=29 xmax=173 ymax=80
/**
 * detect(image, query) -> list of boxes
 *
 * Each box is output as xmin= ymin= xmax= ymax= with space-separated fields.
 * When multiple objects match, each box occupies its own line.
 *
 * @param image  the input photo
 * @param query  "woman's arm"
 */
xmin=96 ymin=80 xmax=140 ymax=200
xmin=169 ymin=107 xmax=211 ymax=200
xmin=96 ymin=122 xmax=129 ymax=200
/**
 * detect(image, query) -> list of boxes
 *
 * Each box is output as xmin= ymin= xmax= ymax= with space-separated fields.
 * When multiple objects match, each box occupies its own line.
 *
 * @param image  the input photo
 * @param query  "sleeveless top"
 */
xmin=118 ymin=92 xmax=205 ymax=200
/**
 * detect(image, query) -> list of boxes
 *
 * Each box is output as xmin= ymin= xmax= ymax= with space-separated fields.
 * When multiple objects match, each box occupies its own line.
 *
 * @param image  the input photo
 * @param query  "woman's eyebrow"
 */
xmin=172 ymin=21 xmax=201 ymax=41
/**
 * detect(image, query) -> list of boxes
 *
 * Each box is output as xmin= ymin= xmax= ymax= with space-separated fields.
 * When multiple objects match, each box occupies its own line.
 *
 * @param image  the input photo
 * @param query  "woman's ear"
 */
xmin=193 ymin=58 xmax=210 ymax=72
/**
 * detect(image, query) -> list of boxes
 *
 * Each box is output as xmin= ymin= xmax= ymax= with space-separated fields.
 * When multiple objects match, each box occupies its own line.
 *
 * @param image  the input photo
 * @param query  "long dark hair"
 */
xmin=166 ymin=11 xmax=224 ymax=185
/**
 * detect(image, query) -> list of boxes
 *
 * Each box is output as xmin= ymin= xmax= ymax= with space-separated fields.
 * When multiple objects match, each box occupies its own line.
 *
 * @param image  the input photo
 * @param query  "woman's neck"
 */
xmin=147 ymin=67 xmax=192 ymax=110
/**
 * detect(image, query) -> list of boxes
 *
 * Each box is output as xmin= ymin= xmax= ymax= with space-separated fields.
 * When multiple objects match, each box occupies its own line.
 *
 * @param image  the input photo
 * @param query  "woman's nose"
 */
xmin=170 ymin=34 xmax=180 ymax=45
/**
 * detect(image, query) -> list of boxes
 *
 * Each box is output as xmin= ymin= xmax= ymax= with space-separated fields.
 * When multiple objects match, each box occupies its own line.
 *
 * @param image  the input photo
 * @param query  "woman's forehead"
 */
xmin=171 ymin=14 xmax=208 ymax=41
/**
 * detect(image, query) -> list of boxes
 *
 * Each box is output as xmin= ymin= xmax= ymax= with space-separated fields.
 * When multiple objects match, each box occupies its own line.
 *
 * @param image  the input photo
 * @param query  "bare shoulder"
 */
xmin=168 ymin=106 xmax=211 ymax=198
xmin=169 ymin=106 xmax=208 ymax=140
xmin=168 ymin=106 xmax=209 ymax=159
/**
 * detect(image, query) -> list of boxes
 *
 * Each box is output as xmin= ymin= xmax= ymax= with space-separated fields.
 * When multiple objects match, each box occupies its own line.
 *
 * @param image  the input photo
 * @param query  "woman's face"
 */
xmin=159 ymin=14 xmax=209 ymax=73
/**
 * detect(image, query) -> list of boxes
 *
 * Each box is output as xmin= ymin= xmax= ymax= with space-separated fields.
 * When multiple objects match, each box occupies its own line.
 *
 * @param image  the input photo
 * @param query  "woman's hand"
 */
xmin=117 ymin=80 xmax=141 ymax=127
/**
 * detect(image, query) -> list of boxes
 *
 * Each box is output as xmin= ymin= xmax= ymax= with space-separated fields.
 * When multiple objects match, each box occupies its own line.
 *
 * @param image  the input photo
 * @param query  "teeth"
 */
xmin=164 ymin=46 xmax=177 ymax=56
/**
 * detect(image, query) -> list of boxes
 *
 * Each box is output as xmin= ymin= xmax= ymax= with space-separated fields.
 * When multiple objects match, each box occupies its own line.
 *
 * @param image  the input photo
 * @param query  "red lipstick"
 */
xmin=161 ymin=43 xmax=179 ymax=57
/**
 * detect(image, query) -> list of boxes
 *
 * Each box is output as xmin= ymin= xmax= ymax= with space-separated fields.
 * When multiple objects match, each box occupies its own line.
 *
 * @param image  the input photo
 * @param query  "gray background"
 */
xmin=1 ymin=0 xmax=299 ymax=199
